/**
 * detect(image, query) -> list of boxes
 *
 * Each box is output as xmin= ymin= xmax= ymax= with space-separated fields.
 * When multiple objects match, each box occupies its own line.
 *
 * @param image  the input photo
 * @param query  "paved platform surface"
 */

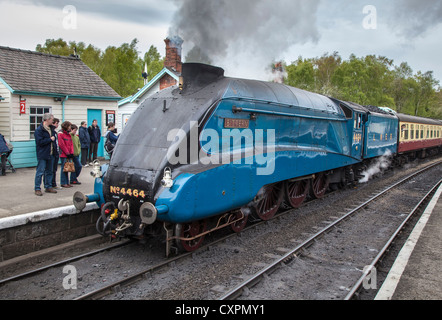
xmin=0 ymin=161 xmax=105 ymax=219
xmin=376 ymin=183 xmax=442 ymax=300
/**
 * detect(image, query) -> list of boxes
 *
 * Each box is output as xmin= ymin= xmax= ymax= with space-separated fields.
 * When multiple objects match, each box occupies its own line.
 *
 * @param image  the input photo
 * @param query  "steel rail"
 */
xmin=344 ymin=177 xmax=442 ymax=300
xmin=218 ymin=160 xmax=442 ymax=300
xmin=0 ymin=239 xmax=132 ymax=286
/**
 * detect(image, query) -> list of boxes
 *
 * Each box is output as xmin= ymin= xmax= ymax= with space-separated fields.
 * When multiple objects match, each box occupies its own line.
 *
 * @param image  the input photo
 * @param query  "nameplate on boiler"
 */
xmin=224 ymin=118 xmax=250 ymax=129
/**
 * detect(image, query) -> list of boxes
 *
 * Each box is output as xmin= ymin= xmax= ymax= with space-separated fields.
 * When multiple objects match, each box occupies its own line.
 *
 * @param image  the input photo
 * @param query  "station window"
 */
xmin=30 ymin=106 xmax=52 ymax=139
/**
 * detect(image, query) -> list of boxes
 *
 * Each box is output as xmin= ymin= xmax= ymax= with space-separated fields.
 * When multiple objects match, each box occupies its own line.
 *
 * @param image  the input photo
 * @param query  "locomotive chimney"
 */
xmin=164 ymin=36 xmax=183 ymax=74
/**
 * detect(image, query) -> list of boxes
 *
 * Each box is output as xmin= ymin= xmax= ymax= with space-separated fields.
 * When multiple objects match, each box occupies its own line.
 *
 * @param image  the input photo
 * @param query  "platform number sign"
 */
xmin=20 ymin=99 xmax=26 ymax=115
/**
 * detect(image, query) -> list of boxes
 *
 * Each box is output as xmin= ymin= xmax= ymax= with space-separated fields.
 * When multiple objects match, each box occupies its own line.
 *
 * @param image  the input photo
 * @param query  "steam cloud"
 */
xmin=359 ymin=150 xmax=393 ymax=183
xmin=168 ymin=0 xmax=321 ymax=80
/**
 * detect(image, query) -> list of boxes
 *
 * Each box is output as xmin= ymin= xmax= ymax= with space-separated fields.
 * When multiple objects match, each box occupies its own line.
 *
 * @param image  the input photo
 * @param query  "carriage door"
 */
xmin=352 ymin=112 xmax=363 ymax=160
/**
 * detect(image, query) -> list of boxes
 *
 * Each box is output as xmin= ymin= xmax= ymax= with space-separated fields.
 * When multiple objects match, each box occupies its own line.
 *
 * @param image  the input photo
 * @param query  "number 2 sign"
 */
xmin=19 ymin=99 xmax=26 ymax=114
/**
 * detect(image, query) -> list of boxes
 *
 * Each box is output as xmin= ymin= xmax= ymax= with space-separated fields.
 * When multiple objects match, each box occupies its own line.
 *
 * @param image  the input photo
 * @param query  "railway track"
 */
xmin=219 ymin=162 xmax=442 ymax=300
xmin=0 ymin=158 xmax=440 ymax=300
xmin=0 ymin=239 xmax=131 ymax=286
xmin=78 ymin=159 xmax=441 ymax=300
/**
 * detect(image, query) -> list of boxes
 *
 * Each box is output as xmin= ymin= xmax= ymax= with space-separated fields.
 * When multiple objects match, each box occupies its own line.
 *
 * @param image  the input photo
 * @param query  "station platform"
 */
xmin=376 ymin=183 xmax=442 ymax=300
xmin=0 ymin=162 xmax=103 ymax=226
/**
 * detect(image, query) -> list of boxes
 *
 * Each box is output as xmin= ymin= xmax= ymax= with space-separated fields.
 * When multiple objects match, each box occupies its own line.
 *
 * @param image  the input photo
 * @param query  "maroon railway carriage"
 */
xmin=397 ymin=113 xmax=442 ymax=158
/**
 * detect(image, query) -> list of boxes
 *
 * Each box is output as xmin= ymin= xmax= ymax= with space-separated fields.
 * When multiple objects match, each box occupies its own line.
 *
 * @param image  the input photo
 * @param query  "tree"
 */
xmin=99 ymin=39 xmax=144 ymax=97
xmin=313 ymin=52 xmax=341 ymax=96
xmin=35 ymin=38 xmax=163 ymax=97
xmin=331 ymin=54 xmax=394 ymax=106
xmin=143 ymin=45 xmax=164 ymax=82
xmin=36 ymin=38 xmax=73 ymax=56
xmin=285 ymin=57 xmax=315 ymax=91
xmin=409 ymin=71 xmax=439 ymax=117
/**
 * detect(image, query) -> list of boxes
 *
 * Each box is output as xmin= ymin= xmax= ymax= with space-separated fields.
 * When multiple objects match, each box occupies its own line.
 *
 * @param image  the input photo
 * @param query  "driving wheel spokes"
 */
xmin=175 ymin=219 xmax=207 ymax=252
xmin=285 ymin=179 xmax=311 ymax=208
xmin=311 ymin=173 xmax=330 ymax=199
xmin=255 ymin=183 xmax=284 ymax=221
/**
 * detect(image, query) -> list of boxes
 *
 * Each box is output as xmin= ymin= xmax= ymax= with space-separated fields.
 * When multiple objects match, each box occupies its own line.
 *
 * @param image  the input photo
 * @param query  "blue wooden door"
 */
xmin=87 ymin=109 xmax=104 ymax=157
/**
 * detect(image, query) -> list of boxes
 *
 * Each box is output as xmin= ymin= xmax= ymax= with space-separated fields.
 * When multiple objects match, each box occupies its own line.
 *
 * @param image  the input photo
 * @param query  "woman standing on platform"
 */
xmin=58 ymin=121 xmax=74 ymax=188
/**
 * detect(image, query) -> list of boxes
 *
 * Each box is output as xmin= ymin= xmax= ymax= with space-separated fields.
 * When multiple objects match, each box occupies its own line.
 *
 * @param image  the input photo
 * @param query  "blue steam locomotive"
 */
xmin=73 ymin=63 xmax=439 ymax=255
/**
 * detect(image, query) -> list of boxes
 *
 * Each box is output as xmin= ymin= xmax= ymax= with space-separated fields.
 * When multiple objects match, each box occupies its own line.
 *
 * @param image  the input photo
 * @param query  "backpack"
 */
xmin=104 ymin=132 xmax=115 ymax=154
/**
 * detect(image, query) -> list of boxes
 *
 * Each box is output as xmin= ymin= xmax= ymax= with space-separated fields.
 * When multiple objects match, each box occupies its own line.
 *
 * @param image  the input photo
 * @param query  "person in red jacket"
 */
xmin=58 ymin=121 xmax=74 ymax=188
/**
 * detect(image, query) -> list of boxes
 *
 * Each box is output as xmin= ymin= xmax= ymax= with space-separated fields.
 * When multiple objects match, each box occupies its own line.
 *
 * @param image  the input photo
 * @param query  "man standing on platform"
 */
xmin=88 ymin=119 xmax=101 ymax=164
xmin=34 ymin=113 xmax=57 ymax=196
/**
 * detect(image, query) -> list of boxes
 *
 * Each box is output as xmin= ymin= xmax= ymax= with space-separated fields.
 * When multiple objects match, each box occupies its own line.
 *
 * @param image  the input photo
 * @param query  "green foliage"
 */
xmin=36 ymin=38 xmax=164 ymax=98
xmin=143 ymin=45 xmax=164 ymax=82
xmin=284 ymin=52 xmax=441 ymax=119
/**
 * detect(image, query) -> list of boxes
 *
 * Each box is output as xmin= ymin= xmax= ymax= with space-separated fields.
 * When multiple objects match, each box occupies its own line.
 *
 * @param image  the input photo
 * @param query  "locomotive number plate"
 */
xmin=110 ymin=186 xmax=147 ymax=199
xmin=224 ymin=118 xmax=249 ymax=129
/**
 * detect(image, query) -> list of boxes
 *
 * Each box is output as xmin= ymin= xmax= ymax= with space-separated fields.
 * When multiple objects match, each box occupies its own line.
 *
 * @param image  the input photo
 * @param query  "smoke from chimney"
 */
xmin=168 ymin=0 xmax=321 ymax=80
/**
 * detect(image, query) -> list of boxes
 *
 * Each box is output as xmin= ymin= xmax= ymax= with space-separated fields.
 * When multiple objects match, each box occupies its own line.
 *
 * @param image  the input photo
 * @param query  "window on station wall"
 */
xmin=30 ymin=106 xmax=52 ymax=139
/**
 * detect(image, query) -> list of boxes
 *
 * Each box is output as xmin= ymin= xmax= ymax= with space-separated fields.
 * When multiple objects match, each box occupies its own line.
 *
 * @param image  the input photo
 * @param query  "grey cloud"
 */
xmin=389 ymin=0 xmax=442 ymax=38
xmin=13 ymin=0 xmax=176 ymax=26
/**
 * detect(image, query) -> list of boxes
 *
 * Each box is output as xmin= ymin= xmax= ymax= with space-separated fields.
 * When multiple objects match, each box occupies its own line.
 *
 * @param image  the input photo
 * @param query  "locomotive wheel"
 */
xmin=311 ymin=173 xmax=330 ymax=199
xmin=175 ymin=220 xmax=207 ymax=252
xmin=284 ymin=179 xmax=310 ymax=208
xmin=254 ymin=183 xmax=284 ymax=221
xmin=230 ymin=210 xmax=248 ymax=233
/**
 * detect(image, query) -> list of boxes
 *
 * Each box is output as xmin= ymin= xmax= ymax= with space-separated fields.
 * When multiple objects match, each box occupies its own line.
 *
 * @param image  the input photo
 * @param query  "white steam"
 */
xmin=359 ymin=150 xmax=393 ymax=183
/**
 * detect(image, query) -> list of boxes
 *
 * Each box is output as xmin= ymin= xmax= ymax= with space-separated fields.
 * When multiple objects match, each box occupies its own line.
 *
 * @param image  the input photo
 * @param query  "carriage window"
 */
xmin=420 ymin=125 xmax=424 ymax=139
xmin=402 ymin=124 xmax=409 ymax=140
xmin=410 ymin=124 xmax=414 ymax=139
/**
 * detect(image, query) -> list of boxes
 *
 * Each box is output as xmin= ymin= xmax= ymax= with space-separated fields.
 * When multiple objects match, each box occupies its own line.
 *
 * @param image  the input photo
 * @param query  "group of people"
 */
xmin=34 ymin=113 xmax=118 ymax=196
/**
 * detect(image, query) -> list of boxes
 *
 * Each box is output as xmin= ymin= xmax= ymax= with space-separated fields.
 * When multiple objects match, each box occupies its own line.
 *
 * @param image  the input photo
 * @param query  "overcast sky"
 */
xmin=0 ymin=0 xmax=441 ymax=83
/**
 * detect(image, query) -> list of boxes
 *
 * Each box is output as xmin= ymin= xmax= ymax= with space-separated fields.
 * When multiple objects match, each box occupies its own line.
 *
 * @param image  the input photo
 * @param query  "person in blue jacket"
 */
xmin=0 ymin=132 xmax=10 ymax=176
xmin=34 ymin=113 xmax=57 ymax=196
xmin=79 ymin=121 xmax=91 ymax=167
xmin=105 ymin=122 xmax=119 ymax=159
